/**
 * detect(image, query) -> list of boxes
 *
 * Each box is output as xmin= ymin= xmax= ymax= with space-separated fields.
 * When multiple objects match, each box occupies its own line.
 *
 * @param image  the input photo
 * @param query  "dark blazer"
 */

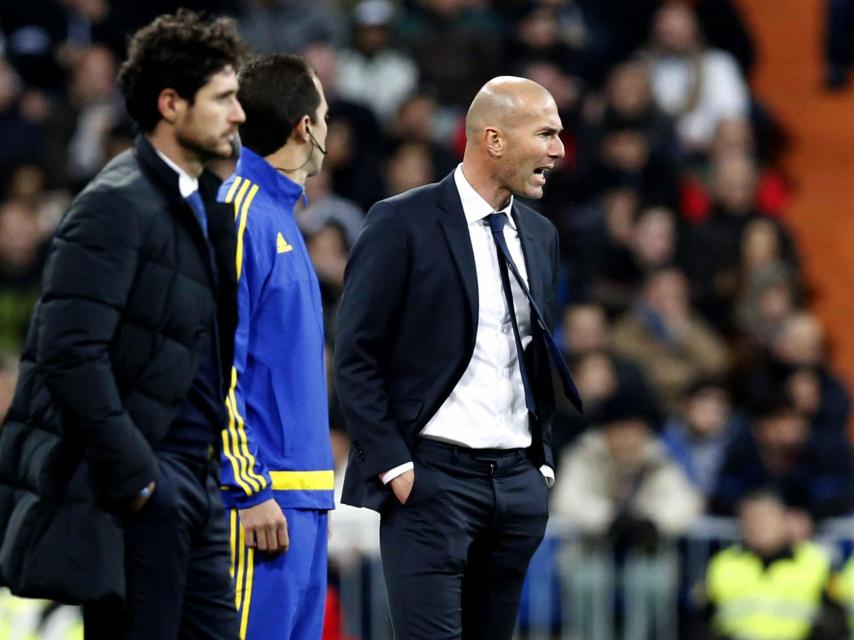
xmin=0 ymin=136 xmax=237 ymax=603
xmin=334 ymin=172 xmax=561 ymax=511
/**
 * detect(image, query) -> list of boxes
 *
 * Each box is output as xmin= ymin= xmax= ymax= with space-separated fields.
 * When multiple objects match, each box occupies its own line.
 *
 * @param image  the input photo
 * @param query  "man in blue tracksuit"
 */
xmin=218 ymin=54 xmax=334 ymax=639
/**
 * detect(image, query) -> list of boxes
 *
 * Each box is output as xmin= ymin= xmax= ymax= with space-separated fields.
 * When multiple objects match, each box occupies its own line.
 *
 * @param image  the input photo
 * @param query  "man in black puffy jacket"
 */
xmin=0 ymin=11 xmax=247 ymax=639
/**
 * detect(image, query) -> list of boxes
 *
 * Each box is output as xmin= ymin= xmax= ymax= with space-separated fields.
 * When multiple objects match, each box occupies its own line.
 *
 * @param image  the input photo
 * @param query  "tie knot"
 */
xmin=486 ymin=212 xmax=506 ymax=236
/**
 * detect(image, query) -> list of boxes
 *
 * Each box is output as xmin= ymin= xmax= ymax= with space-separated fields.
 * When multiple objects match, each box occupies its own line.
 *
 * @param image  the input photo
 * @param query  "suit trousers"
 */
xmin=83 ymin=452 xmax=238 ymax=640
xmin=380 ymin=439 xmax=550 ymax=640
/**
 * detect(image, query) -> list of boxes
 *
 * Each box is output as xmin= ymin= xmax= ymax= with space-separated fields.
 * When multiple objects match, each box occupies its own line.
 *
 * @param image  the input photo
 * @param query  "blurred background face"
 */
xmin=604 ymin=419 xmax=651 ymax=466
xmin=739 ymin=496 xmax=788 ymax=555
xmin=652 ymin=3 xmax=701 ymax=56
xmin=755 ymin=410 xmax=808 ymax=454
xmin=644 ymin=269 xmax=689 ymax=318
xmin=395 ymin=94 xmax=436 ymax=143
xmin=756 ymin=281 xmax=794 ymax=326
xmin=357 ymin=25 xmax=388 ymax=54
xmin=307 ymin=223 xmax=348 ymax=287
xmin=602 ymin=188 xmax=639 ymax=245
xmin=573 ymin=352 xmax=617 ymax=402
xmin=601 ymin=129 xmax=649 ymax=172
xmin=774 ymin=314 xmax=825 ymax=366
xmin=0 ymin=200 xmax=41 ymax=273
xmin=606 ymin=63 xmax=652 ymax=117
xmin=302 ymin=43 xmax=339 ymax=93
xmin=684 ymin=387 xmax=729 ymax=437
xmin=70 ymin=46 xmax=116 ymax=103
xmin=713 ymin=154 xmax=758 ymax=213
xmin=786 ymin=369 xmax=822 ymax=417
xmin=563 ymin=304 xmax=609 ymax=354
xmin=518 ymin=6 xmax=560 ymax=49
xmin=713 ymin=118 xmax=754 ymax=157
xmin=522 ymin=62 xmax=579 ymax=115
xmin=0 ymin=357 xmax=18 ymax=423
xmin=741 ymin=219 xmax=781 ymax=269
xmin=633 ymin=207 xmax=676 ymax=267
xmin=0 ymin=60 xmax=21 ymax=111
xmin=385 ymin=142 xmax=434 ymax=195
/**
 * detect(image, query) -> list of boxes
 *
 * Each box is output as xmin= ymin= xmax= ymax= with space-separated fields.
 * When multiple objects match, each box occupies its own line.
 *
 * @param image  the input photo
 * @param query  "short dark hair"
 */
xmin=237 ymin=54 xmax=321 ymax=156
xmin=737 ymin=487 xmax=785 ymax=511
xmin=118 ymin=10 xmax=246 ymax=133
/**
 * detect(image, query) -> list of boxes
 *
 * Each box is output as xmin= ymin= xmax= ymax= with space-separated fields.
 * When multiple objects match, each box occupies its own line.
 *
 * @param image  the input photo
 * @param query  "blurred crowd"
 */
xmin=0 ymin=0 xmax=853 ymax=639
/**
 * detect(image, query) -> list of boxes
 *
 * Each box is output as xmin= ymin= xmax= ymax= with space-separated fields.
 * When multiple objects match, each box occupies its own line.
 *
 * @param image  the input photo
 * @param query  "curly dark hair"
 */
xmin=118 ymin=10 xmax=247 ymax=133
xmin=237 ymin=54 xmax=321 ymax=156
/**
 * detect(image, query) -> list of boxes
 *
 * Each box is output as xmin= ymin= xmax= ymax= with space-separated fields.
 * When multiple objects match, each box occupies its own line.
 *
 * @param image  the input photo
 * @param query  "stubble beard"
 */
xmin=177 ymin=130 xmax=234 ymax=165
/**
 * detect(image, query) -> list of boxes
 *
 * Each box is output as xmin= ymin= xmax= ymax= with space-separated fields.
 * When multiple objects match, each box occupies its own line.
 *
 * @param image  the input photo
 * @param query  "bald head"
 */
xmin=465 ymin=76 xmax=553 ymax=141
xmin=461 ymin=75 xmax=563 ymax=208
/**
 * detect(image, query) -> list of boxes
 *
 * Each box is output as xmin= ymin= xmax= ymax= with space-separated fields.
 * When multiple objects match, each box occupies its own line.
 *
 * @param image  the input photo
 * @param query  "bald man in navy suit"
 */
xmin=334 ymin=76 xmax=582 ymax=639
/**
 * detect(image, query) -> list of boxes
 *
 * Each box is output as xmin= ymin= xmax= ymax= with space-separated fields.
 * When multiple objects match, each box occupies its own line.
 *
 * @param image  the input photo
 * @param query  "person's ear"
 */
xmin=295 ymin=115 xmax=312 ymax=143
xmin=484 ymin=126 xmax=504 ymax=158
xmin=156 ymin=88 xmax=186 ymax=124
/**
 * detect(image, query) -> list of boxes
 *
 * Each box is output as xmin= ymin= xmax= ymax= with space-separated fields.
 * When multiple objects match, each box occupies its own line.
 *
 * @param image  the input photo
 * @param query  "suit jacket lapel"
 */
xmin=512 ymin=204 xmax=545 ymax=312
xmin=436 ymin=174 xmax=478 ymax=337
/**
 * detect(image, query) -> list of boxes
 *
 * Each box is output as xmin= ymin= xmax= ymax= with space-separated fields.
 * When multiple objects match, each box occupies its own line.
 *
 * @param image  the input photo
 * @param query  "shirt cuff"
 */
xmin=380 ymin=462 xmax=414 ymax=485
xmin=539 ymin=465 xmax=555 ymax=488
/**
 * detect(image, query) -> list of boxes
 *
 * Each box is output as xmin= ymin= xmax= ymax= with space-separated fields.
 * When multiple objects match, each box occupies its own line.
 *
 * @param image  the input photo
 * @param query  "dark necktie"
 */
xmin=487 ymin=213 xmax=583 ymax=413
xmin=186 ymin=190 xmax=208 ymax=237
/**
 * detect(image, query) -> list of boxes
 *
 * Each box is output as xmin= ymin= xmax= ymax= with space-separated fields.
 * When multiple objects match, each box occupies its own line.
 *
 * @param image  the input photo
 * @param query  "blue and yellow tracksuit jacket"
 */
xmin=217 ymin=147 xmax=334 ymax=511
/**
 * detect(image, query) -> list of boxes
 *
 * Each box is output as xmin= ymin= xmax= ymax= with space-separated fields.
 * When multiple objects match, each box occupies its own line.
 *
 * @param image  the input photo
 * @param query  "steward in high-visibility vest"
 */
xmin=832 ymin=554 xmax=854 ymax=634
xmin=706 ymin=490 xmax=831 ymax=640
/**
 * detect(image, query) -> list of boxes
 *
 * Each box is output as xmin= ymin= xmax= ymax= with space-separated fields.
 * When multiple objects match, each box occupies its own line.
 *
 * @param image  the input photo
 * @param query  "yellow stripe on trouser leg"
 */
xmin=234 ymin=523 xmax=246 ymax=612
xmin=229 ymin=510 xmax=238 ymax=579
xmin=239 ymin=547 xmax=255 ymax=639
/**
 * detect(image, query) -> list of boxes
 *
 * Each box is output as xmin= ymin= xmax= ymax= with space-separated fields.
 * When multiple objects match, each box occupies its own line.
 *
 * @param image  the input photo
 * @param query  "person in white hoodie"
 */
xmin=552 ymin=387 xmax=702 ymax=640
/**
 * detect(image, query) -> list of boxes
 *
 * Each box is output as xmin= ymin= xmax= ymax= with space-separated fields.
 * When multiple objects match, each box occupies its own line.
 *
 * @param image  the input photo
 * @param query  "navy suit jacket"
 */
xmin=334 ymin=172 xmax=562 ymax=510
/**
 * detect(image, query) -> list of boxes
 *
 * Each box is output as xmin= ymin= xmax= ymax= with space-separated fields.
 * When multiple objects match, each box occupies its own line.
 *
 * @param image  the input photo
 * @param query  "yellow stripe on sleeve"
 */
xmin=222 ymin=391 xmax=259 ymax=495
xmin=220 ymin=177 xmax=267 ymax=496
xmin=228 ymin=370 xmax=268 ymax=490
xmin=269 ymin=470 xmax=335 ymax=491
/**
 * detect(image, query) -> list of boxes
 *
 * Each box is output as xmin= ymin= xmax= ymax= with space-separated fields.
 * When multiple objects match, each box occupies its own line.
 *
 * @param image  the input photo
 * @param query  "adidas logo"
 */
xmin=276 ymin=232 xmax=293 ymax=254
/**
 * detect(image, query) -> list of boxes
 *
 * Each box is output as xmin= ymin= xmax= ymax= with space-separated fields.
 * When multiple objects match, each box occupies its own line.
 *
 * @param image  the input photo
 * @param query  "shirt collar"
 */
xmin=154 ymin=149 xmax=199 ymax=198
xmin=236 ymin=146 xmax=305 ymax=208
xmin=453 ymin=164 xmax=516 ymax=229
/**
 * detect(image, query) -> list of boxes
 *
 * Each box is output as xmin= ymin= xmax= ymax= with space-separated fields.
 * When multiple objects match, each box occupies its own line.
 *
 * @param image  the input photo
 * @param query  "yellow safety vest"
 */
xmin=707 ymin=541 xmax=830 ymax=640
xmin=0 ymin=589 xmax=82 ymax=640
xmin=832 ymin=554 xmax=854 ymax=634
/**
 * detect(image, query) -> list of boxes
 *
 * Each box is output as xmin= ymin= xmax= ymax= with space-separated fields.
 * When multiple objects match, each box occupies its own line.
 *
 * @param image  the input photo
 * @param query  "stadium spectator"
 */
xmin=611 ymin=266 xmax=729 ymax=410
xmin=645 ymin=2 xmax=750 ymax=155
xmin=396 ymin=0 xmax=503 ymax=109
xmin=336 ymin=0 xmax=418 ymax=124
xmin=238 ymin=0 xmax=346 ymax=54
xmin=0 ymin=198 xmax=46 ymax=352
xmin=710 ymin=395 xmax=854 ymax=522
xmin=303 ymin=41 xmax=386 ymax=211
xmin=702 ymin=489 xmax=838 ymax=640
xmin=660 ymin=378 xmax=744 ymax=497
xmin=553 ymin=387 xmax=701 ymax=640
xmin=743 ymin=313 xmax=851 ymax=437
xmin=686 ymin=152 xmax=799 ymax=330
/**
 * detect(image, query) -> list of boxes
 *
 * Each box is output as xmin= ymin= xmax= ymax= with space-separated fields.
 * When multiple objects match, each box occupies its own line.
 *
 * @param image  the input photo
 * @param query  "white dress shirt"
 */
xmin=155 ymin=149 xmax=199 ymax=198
xmin=382 ymin=165 xmax=554 ymax=486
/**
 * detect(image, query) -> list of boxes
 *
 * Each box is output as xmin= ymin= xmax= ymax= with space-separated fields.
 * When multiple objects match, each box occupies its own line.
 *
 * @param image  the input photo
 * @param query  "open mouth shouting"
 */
xmin=532 ymin=165 xmax=553 ymax=185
